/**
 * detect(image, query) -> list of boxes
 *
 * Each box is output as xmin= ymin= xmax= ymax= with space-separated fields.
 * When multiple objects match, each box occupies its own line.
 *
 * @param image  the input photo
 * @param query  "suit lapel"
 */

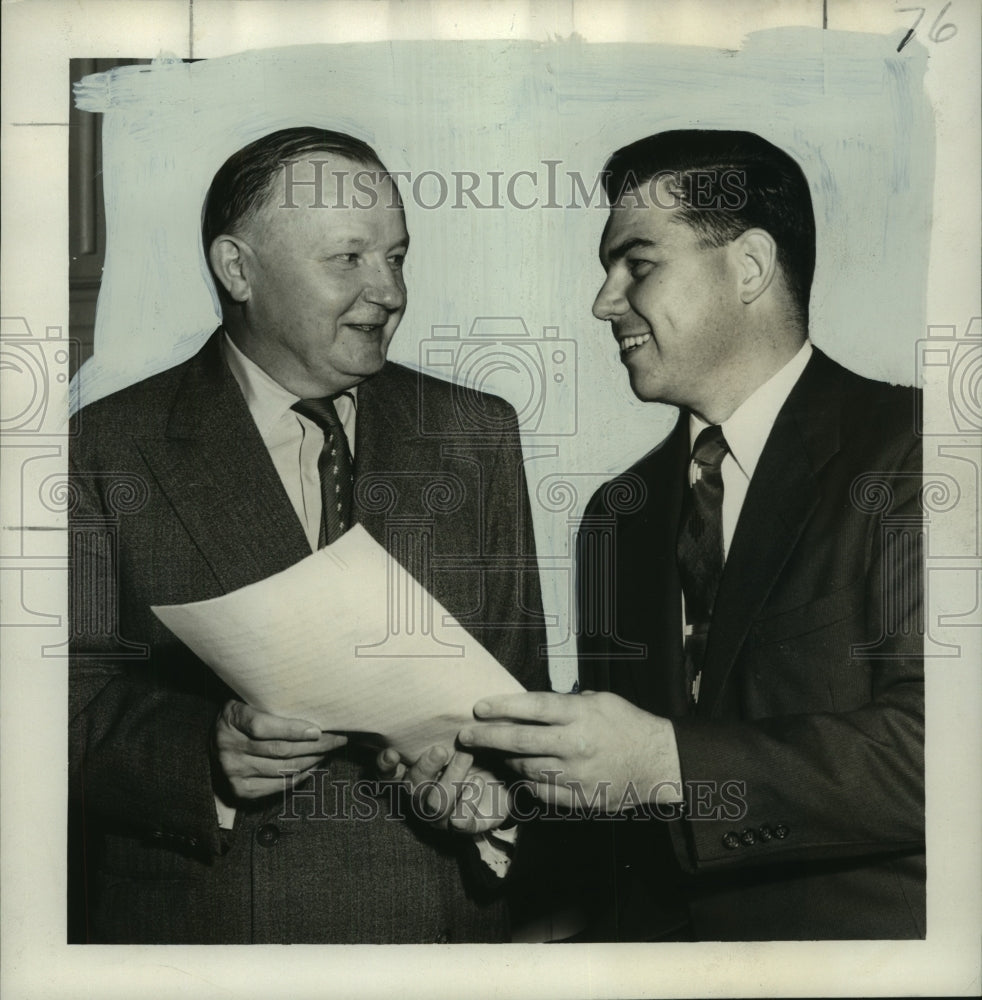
xmin=133 ymin=331 xmax=312 ymax=594
xmin=353 ymin=363 xmax=421 ymax=545
xmin=697 ymin=350 xmax=845 ymax=716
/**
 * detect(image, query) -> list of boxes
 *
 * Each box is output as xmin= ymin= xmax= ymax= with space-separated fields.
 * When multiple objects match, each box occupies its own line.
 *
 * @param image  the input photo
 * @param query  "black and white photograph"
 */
xmin=1 ymin=1 xmax=979 ymax=997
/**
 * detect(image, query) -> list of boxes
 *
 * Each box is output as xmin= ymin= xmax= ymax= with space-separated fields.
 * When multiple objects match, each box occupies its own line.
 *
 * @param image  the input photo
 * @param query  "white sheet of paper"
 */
xmin=152 ymin=524 xmax=524 ymax=761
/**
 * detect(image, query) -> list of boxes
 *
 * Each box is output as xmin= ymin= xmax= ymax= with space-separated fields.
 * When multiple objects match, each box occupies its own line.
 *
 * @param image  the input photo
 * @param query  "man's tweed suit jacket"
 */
xmin=69 ymin=331 xmax=548 ymax=943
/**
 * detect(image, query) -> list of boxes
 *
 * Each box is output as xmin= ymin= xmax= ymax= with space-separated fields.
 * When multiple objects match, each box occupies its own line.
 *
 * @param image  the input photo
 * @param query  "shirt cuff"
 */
xmin=214 ymin=793 xmax=236 ymax=830
xmin=474 ymin=824 xmax=519 ymax=878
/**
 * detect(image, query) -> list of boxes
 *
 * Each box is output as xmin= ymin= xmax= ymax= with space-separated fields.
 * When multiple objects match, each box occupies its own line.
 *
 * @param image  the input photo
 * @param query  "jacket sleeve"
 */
xmin=68 ymin=448 xmax=227 ymax=859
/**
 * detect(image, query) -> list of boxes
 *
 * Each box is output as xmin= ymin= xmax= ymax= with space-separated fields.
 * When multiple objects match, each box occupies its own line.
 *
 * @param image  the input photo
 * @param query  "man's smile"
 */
xmin=344 ymin=317 xmax=389 ymax=334
xmin=617 ymin=331 xmax=653 ymax=354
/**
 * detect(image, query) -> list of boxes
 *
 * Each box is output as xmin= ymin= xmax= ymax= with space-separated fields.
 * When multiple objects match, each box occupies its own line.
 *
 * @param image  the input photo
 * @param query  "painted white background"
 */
xmin=72 ymin=32 xmax=933 ymax=690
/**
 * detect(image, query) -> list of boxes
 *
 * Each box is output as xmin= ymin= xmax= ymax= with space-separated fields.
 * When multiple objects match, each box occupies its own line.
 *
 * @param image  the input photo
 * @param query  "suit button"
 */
xmin=256 ymin=823 xmax=280 ymax=847
xmin=773 ymin=822 xmax=790 ymax=839
xmin=740 ymin=828 xmax=756 ymax=846
xmin=758 ymin=825 xmax=773 ymax=842
xmin=721 ymin=831 xmax=741 ymax=850
xmin=434 ymin=928 xmax=452 ymax=943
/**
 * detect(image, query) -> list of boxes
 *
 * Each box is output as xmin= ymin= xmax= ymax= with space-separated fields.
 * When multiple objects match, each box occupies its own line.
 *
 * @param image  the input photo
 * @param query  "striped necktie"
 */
xmin=676 ymin=424 xmax=729 ymax=704
xmin=291 ymin=395 xmax=354 ymax=547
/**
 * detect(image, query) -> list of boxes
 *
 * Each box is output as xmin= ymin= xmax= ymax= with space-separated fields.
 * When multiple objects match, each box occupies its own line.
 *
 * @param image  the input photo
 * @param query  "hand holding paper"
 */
xmin=214 ymin=700 xmax=349 ymax=800
xmin=153 ymin=525 xmax=525 ymax=764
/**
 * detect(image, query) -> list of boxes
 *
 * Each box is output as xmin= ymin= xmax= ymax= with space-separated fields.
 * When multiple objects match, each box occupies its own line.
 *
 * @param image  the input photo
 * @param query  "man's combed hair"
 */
xmin=201 ymin=126 xmax=388 ymax=253
xmin=602 ymin=130 xmax=816 ymax=327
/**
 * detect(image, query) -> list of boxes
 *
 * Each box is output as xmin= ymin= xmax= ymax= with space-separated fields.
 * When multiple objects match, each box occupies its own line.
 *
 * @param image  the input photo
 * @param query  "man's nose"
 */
xmin=363 ymin=261 xmax=406 ymax=311
xmin=592 ymin=273 xmax=628 ymax=321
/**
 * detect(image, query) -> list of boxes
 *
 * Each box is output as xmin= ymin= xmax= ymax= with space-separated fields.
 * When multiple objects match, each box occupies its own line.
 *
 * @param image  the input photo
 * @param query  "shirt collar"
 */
xmin=222 ymin=331 xmax=358 ymax=439
xmin=689 ymin=339 xmax=812 ymax=481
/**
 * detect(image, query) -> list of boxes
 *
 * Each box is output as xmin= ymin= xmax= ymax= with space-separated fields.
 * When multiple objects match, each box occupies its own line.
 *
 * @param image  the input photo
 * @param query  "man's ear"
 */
xmin=733 ymin=228 xmax=778 ymax=305
xmin=209 ymin=235 xmax=252 ymax=303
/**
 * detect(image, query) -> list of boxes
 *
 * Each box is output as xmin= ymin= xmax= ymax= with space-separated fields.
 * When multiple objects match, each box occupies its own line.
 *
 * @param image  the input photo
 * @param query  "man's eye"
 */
xmin=627 ymin=259 xmax=656 ymax=277
xmin=388 ymin=254 xmax=406 ymax=269
xmin=334 ymin=253 xmax=359 ymax=265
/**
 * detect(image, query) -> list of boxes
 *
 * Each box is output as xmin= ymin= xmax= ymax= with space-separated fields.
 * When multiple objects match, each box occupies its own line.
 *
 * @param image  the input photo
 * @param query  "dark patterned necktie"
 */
xmin=676 ymin=424 xmax=729 ymax=704
xmin=291 ymin=396 xmax=354 ymax=547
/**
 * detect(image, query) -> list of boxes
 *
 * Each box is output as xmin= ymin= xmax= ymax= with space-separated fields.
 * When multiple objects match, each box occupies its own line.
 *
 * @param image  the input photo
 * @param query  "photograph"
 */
xmin=1 ymin=1 xmax=979 ymax=997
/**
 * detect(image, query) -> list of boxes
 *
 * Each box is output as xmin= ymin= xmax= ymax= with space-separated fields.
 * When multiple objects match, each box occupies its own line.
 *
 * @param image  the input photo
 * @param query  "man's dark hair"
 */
xmin=202 ymin=126 xmax=389 ymax=288
xmin=602 ymin=129 xmax=816 ymax=327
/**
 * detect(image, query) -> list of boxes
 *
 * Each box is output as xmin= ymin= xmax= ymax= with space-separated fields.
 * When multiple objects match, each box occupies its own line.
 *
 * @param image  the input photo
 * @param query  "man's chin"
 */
xmin=337 ymin=353 xmax=389 ymax=386
xmin=358 ymin=349 xmax=390 ymax=375
xmin=626 ymin=372 xmax=663 ymax=404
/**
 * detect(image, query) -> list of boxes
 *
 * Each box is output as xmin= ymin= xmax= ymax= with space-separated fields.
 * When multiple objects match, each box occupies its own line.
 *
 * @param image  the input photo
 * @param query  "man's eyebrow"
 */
xmin=328 ymin=235 xmax=371 ymax=251
xmin=324 ymin=234 xmax=411 ymax=252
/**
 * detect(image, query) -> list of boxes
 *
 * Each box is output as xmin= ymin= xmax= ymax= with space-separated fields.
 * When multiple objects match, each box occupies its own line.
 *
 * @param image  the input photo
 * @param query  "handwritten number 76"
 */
xmin=897 ymin=3 xmax=958 ymax=51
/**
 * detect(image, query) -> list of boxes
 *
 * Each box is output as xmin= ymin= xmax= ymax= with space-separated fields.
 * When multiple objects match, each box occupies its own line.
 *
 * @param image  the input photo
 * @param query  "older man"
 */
xmin=68 ymin=127 xmax=547 ymax=943
xmin=462 ymin=130 xmax=924 ymax=940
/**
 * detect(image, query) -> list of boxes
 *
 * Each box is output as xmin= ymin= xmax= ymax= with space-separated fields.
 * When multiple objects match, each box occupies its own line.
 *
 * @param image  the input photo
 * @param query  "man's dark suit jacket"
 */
xmin=577 ymin=349 xmax=924 ymax=940
xmin=68 ymin=331 xmax=548 ymax=944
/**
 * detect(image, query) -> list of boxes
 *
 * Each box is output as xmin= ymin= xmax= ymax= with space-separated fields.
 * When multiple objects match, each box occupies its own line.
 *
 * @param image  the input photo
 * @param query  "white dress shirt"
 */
xmin=681 ymin=340 xmax=812 ymax=704
xmin=222 ymin=333 xmax=356 ymax=553
xmin=687 ymin=340 xmax=813 ymax=560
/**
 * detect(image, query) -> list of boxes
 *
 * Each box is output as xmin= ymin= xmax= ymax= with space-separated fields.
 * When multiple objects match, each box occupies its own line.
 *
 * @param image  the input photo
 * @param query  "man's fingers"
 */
xmin=458 ymin=721 xmax=568 ymax=757
xmin=472 ymin=691 xmax=579 ymax=725
xmin=500 ymin=755 xmax=567 ymax=783
xmin=439 ymin=750 xmax=475 ymax=790
xmin=376 ymin=748 xmax=406 ymax=782
xmin=218 ymin=701 xmax=344 ymax=760
xmin=424 ymin=750 xmax=472 ymax=815
xmin=404 ymin=744 xmax=452 ymax=786
xmin=229 ymin=776 xmax=285 ymax=799
xmin=405 ymin=747 xmax=466 ymax=823
xmin=228 ymin=733 xmax=343 ymax=760
xmin=319 ymin=733 xmax=350 ymax=754
xmin=226 ymin=758 xmax=327 ymax=799
xmin=447 ymin=772 xmax=489 ymax=833
xmin=223 ymin=751 xmax=327 ymax=781
xmin=225 ymin=700 xmax=323 ymax=742
xmin=448 ymin=767 xmax=511 ymax=833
